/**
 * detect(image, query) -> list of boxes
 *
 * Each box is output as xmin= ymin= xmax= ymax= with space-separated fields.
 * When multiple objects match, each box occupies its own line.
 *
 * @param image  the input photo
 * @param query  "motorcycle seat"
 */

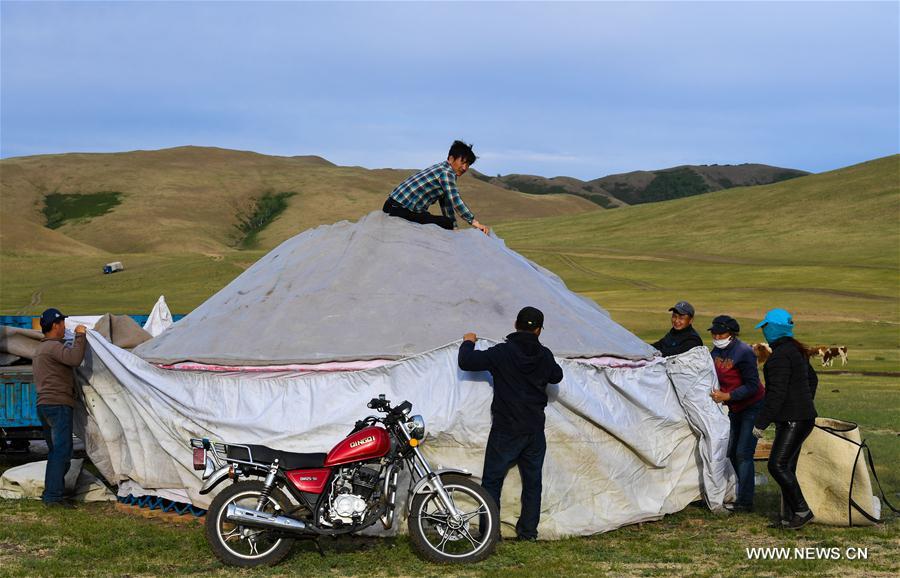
xmin=226 ymin=444 xmax=327 ymax=470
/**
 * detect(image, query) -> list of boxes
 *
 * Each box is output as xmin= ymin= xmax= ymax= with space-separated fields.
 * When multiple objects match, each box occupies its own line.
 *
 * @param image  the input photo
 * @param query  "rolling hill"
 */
xmin=0 ymin=151 xmax=896 ymax=358
xmin=0 ymin=146 xmax=599 ymax=255
xmin=496 ymin=155 xmax=898 ymax=268
xmin=475 ymin=163 xmax=808 ymax=207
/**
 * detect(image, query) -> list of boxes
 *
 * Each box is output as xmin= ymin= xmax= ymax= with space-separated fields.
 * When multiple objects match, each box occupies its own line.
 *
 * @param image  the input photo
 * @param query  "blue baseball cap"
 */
xmin=755 ymin=308 xmax=793 ymax=329
xmin=39 ymin=308 xmax=67 ymax=332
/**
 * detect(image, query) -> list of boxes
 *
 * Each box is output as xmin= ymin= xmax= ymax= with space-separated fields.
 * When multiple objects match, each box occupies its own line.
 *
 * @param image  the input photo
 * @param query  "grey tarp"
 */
xmin=135 ymin=211 xmax=658 ymax=366
xmin=80 ymin=332 xmax=718 ymax=538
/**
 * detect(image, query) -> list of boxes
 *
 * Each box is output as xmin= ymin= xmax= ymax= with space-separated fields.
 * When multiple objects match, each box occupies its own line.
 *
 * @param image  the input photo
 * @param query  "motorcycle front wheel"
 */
xmin=205 ymin=480 xmax=295 ymax=567
xmin=408 ymin=474 xmax=500 ymax=564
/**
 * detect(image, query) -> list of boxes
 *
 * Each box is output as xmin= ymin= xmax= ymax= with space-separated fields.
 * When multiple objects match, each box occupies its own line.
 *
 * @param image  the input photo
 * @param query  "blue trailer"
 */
xmin=0 ymin=366 xmax=41 ymax=452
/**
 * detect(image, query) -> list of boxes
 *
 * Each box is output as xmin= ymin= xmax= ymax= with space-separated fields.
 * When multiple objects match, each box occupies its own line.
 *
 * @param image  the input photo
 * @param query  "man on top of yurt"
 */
xmin=382 ymin=140 xmax=490 ymax=234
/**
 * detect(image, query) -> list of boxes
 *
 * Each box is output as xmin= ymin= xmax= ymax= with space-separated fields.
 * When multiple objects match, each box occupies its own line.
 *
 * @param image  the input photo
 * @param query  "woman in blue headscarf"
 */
xmin=752 ymin=308 xmax=818 ymax=530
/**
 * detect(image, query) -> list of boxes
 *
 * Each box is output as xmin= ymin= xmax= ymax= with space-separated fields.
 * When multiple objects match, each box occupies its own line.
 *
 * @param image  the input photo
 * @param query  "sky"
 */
xmin=1 ymin=1 xmax=898 ymax=179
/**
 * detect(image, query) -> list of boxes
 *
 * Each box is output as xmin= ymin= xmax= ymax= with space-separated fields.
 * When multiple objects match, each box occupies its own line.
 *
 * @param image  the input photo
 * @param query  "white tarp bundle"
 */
xmin=665 ymin=346 xmax=736 ymax=511
xmin=79 ymin=332 xmax=726 ymax=537
xmin=0 ymin=458 xmax=115 ymax=502
xmin=142 ymin=295 xmax=174 ymax=337
xmin=134 ymin=212 xmax=658 ymax=365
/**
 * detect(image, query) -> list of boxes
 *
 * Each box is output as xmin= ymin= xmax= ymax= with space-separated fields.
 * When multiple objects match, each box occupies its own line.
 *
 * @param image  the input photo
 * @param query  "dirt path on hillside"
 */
xmin=520 ymin=247 xmax=900 ymax=271
xmin=823 ymin=370 xmax=900 ymax=377
xmin=15 ymin=290 xmax=42 ymax=314
xmin=555 ymin=253 xmax=660 ymax=290
xmin=729 ymin=287 xmax=896 ymax=302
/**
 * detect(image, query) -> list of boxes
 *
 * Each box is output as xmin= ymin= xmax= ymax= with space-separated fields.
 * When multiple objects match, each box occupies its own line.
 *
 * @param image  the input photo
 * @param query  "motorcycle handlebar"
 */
xmin=366 ymin=396 xmax=413 ymax=417
xmin=367 ymin=397 xmax=388 ymax=410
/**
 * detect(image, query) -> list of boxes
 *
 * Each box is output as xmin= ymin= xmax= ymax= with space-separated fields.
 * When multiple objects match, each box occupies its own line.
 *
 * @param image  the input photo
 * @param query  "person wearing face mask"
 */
xmin=708 ymin=315 xmax=764 ymax=513
xmin=650 ymin=301 xmax=703 ymax=356
xmin=752 ymin=308 xmax=818 ymax=530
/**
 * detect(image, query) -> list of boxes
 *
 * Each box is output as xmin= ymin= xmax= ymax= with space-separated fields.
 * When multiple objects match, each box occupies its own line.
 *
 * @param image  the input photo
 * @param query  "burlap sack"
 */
xmin=0 ymin=325 xmax=44 ymax=361
xmin=796 ymin=417 xmax=879 ymax=526
xmin=92 ymin=314 xmax=152 ymax=349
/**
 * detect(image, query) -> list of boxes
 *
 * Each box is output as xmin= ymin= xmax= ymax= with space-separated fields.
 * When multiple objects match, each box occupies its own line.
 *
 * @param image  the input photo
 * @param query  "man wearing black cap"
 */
xmin=457 ymin=306 xmax=563 ymax=541
xmin=33 ymin=308 xmax=87 ymax=507
xmin=651 ymin=300 xmax=704 ymax=356
xmin=707 ymin=315 xmax=764 ymax=512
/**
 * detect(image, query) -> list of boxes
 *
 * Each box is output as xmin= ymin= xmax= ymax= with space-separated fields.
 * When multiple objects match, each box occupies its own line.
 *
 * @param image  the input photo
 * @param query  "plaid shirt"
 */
xmin=389 ymin=161 xmax=475 ymax=228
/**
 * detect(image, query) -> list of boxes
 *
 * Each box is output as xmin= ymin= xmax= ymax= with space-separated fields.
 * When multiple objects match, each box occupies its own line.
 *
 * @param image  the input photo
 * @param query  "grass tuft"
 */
xmin=42 ymin=192 xmax=123 ymax=229
xmin=233 ymin=191 xmax=297 ymax=249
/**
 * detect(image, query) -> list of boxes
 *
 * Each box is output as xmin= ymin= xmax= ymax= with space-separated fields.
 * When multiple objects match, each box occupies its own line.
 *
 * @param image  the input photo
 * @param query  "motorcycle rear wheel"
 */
xmin=205 ymin=480 xmax=295 ymax=567
xmin=408 ymin=474 xmax=500 ymax=564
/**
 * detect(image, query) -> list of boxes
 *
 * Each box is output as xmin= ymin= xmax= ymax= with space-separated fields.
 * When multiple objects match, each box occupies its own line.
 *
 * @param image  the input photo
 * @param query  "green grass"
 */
xmin=234 ymin=191 xmax=297 ymax=249
xmin=0 ymin=252 xmax=262 ymax=316
xmin=42 ymin=192 xmax=123 ymax=229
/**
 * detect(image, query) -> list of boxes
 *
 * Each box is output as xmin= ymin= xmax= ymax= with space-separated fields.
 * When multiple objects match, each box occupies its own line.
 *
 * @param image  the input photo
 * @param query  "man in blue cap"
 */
xmin=651 ymin=301 xmax=704 ymax=356
xmin=33 ymin=308 xmax=88 ymax=507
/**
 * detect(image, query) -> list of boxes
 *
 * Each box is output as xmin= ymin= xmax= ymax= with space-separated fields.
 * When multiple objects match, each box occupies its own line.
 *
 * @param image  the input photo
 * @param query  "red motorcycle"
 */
xmin=189 ymin=395 xmax=500 ymax=566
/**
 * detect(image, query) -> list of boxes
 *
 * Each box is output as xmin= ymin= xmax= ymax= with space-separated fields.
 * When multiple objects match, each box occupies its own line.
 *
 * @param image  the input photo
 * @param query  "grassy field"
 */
xmin=0 ymin=155 xmax=897 ymax=575
xmin=1 ymin=373 xmax=897 ymax=577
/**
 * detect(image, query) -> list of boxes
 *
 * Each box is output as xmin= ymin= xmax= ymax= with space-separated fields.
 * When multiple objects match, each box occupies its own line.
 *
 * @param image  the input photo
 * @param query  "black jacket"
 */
xmin=755 ymin=337 xmax=818 ymax=429
xmin=651 ymin=325 xmax=703 ymax=357
xmin=458 ymin=331 xmax=563 ymax=433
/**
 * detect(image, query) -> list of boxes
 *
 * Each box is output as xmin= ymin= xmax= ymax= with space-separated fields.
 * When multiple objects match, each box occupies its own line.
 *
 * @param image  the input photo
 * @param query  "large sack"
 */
xmin=797 ymin=418 xmax=882 ymax=526
xmin=0 ymin=325 xmax=43 ymax=361
xmin=93 ymin=314 xmax=152 ymax=349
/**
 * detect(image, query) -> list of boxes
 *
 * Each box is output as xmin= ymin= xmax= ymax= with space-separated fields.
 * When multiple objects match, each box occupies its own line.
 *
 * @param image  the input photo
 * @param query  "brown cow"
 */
xmin=751 ymin=342 xmax=772 ymax=364
xmin=817 ymin=346 xmax=849 ymax=367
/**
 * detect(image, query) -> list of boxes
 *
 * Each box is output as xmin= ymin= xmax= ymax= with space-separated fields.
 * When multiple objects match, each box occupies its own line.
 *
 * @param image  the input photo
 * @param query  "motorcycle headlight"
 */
xmin=406 ymin=415 xmax=426 ymax=441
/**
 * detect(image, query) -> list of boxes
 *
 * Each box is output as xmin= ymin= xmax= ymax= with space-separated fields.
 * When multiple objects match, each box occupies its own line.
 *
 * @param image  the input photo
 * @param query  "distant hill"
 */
xmin=0 ymin=154 xmax=894 ymax=317
xmin=474 ymin=163 xmax=809 ymax=207
xmin=0 ymin=146 xmax=598 ymax=255
xmin=497 ymin=155 xmax=899 ymax=268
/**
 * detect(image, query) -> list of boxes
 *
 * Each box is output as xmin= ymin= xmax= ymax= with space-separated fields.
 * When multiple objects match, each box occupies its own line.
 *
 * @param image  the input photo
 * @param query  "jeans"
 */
xmin=481 ymin=427 xmax=546 ymax=539
xmin=37 ymin=404 xmax=73 ymax=503
xmin=768 ymin=420 xmax=815 ymax=516
xmin=727 ymin=399 xmax=763 ymax=507
xmin=382 ymin=198 xmax=454 ymax=230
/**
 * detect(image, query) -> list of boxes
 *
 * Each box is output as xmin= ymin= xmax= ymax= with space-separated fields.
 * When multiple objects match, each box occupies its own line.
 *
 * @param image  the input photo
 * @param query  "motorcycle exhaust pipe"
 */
xmin=225 ymin=504 xmax=317 ymax=534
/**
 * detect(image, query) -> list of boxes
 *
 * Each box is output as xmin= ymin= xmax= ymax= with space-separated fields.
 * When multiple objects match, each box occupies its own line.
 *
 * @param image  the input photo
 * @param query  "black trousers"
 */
xmin=480 ymin=428 xmax=546 ymax=539
xmin=382 ymin=198 xmax=454 ymax=230
xmin=768 ymin=420 xmax=815 ymax=515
